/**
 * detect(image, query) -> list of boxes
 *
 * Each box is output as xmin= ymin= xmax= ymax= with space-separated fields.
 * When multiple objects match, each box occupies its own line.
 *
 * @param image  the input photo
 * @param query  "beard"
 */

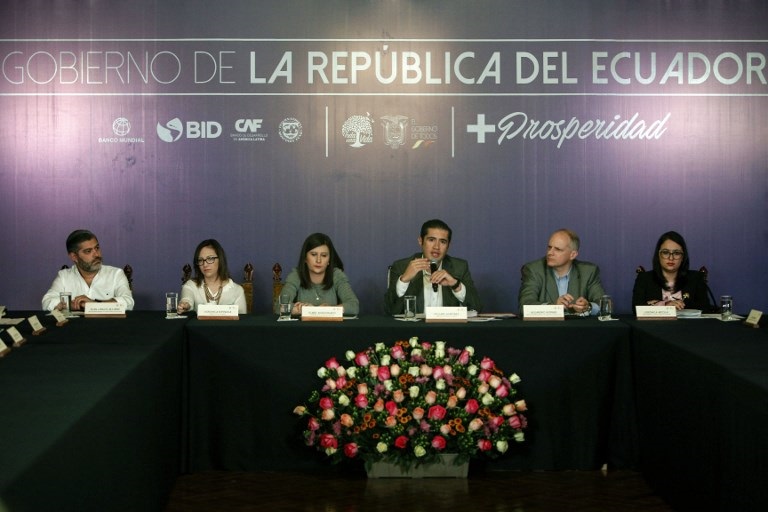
xmin=77 ymin=258 xmax=102 ymax=273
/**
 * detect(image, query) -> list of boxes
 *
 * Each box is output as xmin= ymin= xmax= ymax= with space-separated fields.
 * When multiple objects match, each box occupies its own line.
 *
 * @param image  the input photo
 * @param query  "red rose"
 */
xmin=308 ymin=417 xmax=320 ymax=431
xmin=354 ymin=352 xmax=369 ymax=366
xmin=344 ymin=443 xmax=359 ymax=458
xmin=431 ymin=435 xmax=447 ymax=450
xmin=377 ymin=365 xmax=391 ymax=381
xmin=428 ymin=404 xmax=447 ymax=420
xmin=354 ymin=394 xmax=369 ymax=409
xmin=465 ymin=399 xmax=480 ymax=414
xmin=325 ymin=357 xmax=340 ymax=369
xmin=477 ymin=439 xmax=492 ymax=451
xmin=385 ymin=400 xmax=398 ymax=416
xmin=319 ymin=434 xmax=338 ymax=449
xmin=319 ymin=397 xmax=334 ymax=410
xmin=394 ymin=435 xmax=409 ymax=449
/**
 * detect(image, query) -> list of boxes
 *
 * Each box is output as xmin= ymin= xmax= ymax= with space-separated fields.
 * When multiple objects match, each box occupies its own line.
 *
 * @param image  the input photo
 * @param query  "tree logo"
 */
xmin=341 ymin=113 xmax=374 ymax=148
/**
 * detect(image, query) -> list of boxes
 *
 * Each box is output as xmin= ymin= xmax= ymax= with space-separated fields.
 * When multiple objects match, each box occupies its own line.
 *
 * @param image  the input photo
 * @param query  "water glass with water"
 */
xmin=599 ymin=295 xmax=613 ymax=320
xmin=166 ymin=292 xmax=178 ymax=318
xmin=279 ymin=293 xmax=292 ymax=319
xmin=404 ymin=295 xmax=417 ymax=320
xmin=720 ymin=295 xmax=733 ymax=321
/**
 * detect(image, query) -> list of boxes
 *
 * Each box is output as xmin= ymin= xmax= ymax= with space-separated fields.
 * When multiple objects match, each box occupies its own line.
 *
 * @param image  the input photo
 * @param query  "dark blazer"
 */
xmin=632 ymin=270 xmax=712 ymax=311
xmin=518 ymin=258 xmax=606 ymax=315
xmin=384 ymin=253 xmax=482 ymax=315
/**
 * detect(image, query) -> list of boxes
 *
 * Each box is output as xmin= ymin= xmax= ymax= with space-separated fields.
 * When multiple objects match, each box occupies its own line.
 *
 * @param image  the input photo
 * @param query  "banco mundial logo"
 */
xmin=278 ymin=117 xmax=303 ymax=143
xmin=97 ymin=117 xmax=145 ymax=144
xmin=157 ymin=118 xmax=184 ymax=142
xmin=113 ymin=117 xmax=131 ymax=136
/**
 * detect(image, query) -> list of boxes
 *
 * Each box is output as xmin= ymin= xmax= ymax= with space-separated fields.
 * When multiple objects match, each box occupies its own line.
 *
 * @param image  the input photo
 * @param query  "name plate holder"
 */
xmin=197 ymin=304 xmax=240 ymax=320
xmin=425 ymin=306 xmax=468 ymax=323
xmin=635 ymin=305 xmax=677 ymax=320
xmin=301 ymin=306 xmax=343 ymax=322
xmin=744 ymin=309 xmax=763 ymax=328
xmin=522 ymin=305 xmax=565 ymax=321
xmin=84 ymin=303 xmax=127 ymax=318
xmin=28 ymin=315 xmax=47 ymax=335
xmin=51 ymin=309 xmax=69 ymax=327
xmin=6 ymin=326 xmax=26 ymax=347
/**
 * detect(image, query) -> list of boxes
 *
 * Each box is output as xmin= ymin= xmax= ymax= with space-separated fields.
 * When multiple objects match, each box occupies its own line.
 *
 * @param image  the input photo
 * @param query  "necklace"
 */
xmin=312 ymin=284 xmax=322 ymax=303
xmin=204 ymin=283 xmax=223 ymax=304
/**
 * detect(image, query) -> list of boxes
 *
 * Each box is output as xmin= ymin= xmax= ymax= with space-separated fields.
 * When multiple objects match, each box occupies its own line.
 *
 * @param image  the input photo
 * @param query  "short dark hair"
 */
xmin=652 ymin=231 xmax=690 ymax=291
xmin=297 ymin=233 xmax=344 ymax=290
xmin=420 ymin=219 xmax=452 ymax=242
xmin=66 ymin=230 xmax=98 ymax=253
xmin=192 ymin=239 xmax=232 ymax=285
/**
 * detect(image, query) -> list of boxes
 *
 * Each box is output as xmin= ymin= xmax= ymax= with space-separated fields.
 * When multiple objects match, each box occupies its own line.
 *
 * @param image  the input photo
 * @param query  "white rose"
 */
xmin=384 ymin=380 xmax=393 ymax=391
xmin=408 ymin=366 xmax=420 ymax=377
xmin=345 ymin=350 xmax=355 ymax=361
xmin=514 ymin=431 xmax=525 ymax=442
xmin=317 ymin=368 xmax=328 ymax=378
xmin=414 ymin=446 xmax=426 ymax=457
xmin=409 ymin=336 xmax=419 ymax=346
xmin=509 ymin=373 xmax=521 ymax=384
xmin=412 ymin=348 xmax=422 ymax=358
xmin=375 ymin=342 xmax=386 ymax=353
xmin=468 ymin=364 xmax=478 ymax=376
xmin=481 ymin=393 xmax=495 ymax=406
xmin=338 ymin=394 xmax=350 ymax=406
xmin=436 ymin=379 xmax=446 ymax=390
xmin=496 ymin=440 xmax=509 ymax=453
xmin=347 ymin=367 xmax=357 ymax=378
xmin=376 ymin=442 xmax=388 ymax=453
xmin=465 ymin=345 xmax=475 ymax=356
xmin=409 ymin=386 xmax=420 ymax=398
xmin=380 ymin=355 xmax=391 ymax=366
xmin=325 ymin=447 xmax=337 ymax=456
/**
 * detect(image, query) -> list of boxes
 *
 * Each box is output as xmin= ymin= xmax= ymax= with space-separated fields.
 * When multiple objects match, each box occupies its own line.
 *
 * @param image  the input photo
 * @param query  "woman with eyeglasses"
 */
xmin=632 ymin=231 xmax=711 ymax=311
xmin=178 ymin=239 xmax=247 ymax=314
xmin=281 ymin=233 xmax=359 ymax=316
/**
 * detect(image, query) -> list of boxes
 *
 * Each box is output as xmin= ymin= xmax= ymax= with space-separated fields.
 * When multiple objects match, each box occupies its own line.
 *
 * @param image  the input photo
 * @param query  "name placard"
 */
xmin=744 ymin=309 xmax=763 ymax=328
xmin=51 ymin=309 xmax=69 ymax=326
xmin=27 ymin=315 xmax=46 ymax=334
xmin=0 ymin=338 xmax=9 ymax=357
xmin=84 ymin=303 xmax=127 ymax=318
xmin=197 ymin=304 xmax=240 ymax=320
xmin=301 ymin=306 xmax=344 ymax=322
xmin=635 ymin=305 xmax=677 ymax=320
xmin=7 ymin=326 xmax=26 ymax=347
xmin=522 ymin=304 xmax=565 ymax=321
xmin=0 ymin=305 xmax=6 ymax=317
xmin=425 ymin=306 xmax=468 ymax=323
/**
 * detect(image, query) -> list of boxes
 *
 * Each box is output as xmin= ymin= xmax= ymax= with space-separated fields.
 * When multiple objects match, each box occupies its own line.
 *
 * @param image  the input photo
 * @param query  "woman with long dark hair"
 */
xmin=178 ymin=239 xmax=247 ymax=314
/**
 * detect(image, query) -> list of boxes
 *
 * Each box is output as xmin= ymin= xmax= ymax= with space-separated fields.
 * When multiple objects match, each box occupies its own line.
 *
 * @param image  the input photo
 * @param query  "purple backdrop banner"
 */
xmin=1 ymin=1 xmax=766 ymax=314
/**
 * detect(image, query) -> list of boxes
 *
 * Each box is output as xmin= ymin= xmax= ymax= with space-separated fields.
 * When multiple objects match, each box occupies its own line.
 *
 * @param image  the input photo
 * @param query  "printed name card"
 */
xmin=7 ymin=326 xmax=26 ymax=347
xmin=635 ymin=305 xmax=677 ymax=320
xmin=51 ymin=309 xmax=69 ymax=326
xmin=522 ymin=305 xmax=565 ymax=321
xmin=0 ymin=338 xmax=9 ymax=357
xmin=84 ymin=303 xmax=127 ymax=318
xmin=425 ymin=306 xmax=468 ymax=323
xmin=197 ymin=304 xmax=240 ymax=320
xmin=301 ymin=306 xmax=344 ymax=322
xmin=744 ymin=309 xmax=763 ymax=328
xmin=28 ymin=315 xmax=46 ymax=335
xmin=0 ymin=305 xmax=6 ymax=317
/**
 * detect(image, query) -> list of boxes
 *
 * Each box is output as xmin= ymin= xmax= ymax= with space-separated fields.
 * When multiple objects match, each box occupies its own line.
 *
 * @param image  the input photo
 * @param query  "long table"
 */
xmin=629 ymin=319 xmax=768 ymax=512
xmin=0 ymin=312 xmax=183 ymax=512
xmin=183 ymin=316 xmax=638 ymax=472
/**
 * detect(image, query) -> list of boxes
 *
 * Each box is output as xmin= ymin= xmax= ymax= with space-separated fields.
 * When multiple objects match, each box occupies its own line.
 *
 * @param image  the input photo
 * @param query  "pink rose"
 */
xmin=477 ymin=439 xmax=492 ymax=451
xmin=391 ymin=345 xmax=405 ymax=359
xmin=465 ymin=398 xmax=480 ymax=414
xmin=420 ymin=364 xmax=433 ymax=377
xmin=478 ymin=369 xmax=491 ymax=382
xmin=354 ymin=352 xmax=369 ymax=366
xmin=425 ymin=390 xmax=437 ymax=405
xmin=431 ymin=435 xmax=447 ymax=450
xmin=377 ymin=365 xmax=391 ymax=381
xmin=481 ymin=356 xmax=494 ymax=370
xmin=412 ymin=407 xmax=425 ymax=420
xmin=357 ymin=383 xmax=368 ymax=395
xmin=458 ymin=350 xmax=470 ymax=365
xmin=344 ymin=442 xmax=358 ymax=458
xmin=509 ymin=415 xmax=522 ymax=429
xmin=394 ymin=435 xmax=409 ymax=449
xmin=392 ymin=389 xmax=405 ymax=403
xmin=335 ymin=376 xmax=347 ymax=389
xmin=428 ymin=405 xmax=447 ymax=420
xmin=385 ymin=400 xmax=398 ymax=416
xmin=319 ymin=397 xmax=334 ymax=410
xmin=325 ymin=357 xmax=340 ymax=369
xmin=319 ymin=433 xmax=338 ymax=449
xmin=495 ymin=385 xmax=509 ymax=398
xmin=308 ymin=417 xmax=320 ymax=431
xmin=433 ymin=366 xmax=445 ymax=380
xmin=488 ymin=416 xmax=504 ymax=429
xmin=354 ymin=394 xmax=368 ymax=409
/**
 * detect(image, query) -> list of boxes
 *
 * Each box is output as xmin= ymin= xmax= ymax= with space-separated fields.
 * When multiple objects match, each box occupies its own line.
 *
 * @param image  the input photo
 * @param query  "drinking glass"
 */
xmin=59 ymin=292 xmax=72 ymax=316
xmin=165 ymin=292 xmax=178 ymax=318
xmin=720 ymin=295 xmax=733 ymax=321
xmin=599 ymin=295 xmax=613 ymax=320
xmin=279 ymin=293 xmax=292 ymax=319
xmin=404 ymin=295 xmax=417 ymax=320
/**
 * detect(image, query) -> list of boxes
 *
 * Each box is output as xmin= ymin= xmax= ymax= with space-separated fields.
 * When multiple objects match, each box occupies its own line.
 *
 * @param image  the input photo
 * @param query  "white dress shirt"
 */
xmin=42 ymin=265 xmax=135 ymax=311
xmin=180 ymin=278 xmax=247 ymax=314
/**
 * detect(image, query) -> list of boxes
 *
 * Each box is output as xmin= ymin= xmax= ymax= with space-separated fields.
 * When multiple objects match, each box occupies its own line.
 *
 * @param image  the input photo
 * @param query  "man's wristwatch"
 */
xmin=451 ymin=279 xmax=462 ymax=291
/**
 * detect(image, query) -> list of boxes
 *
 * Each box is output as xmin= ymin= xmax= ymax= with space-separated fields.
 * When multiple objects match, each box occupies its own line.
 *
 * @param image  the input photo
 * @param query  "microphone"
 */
xmin=430 ymin=261 xmax=438 ymax=292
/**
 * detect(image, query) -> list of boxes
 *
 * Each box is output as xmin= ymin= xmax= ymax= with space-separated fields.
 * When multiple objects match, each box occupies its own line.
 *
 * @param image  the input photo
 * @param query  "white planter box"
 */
xmin=366 ymin=454 xmax=468 ymax=478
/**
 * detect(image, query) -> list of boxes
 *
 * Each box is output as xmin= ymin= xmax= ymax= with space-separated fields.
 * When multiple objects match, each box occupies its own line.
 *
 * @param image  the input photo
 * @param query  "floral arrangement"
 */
xmin=293 ymin=337 xmax=528 ymax=470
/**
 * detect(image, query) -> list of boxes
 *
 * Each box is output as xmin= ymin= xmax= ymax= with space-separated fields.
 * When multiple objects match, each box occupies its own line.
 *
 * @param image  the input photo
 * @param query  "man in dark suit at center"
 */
xmin=384 ymin=219 xmax=482 ymax=315
xmin=518 ymin=228 xmax=605 ymax=317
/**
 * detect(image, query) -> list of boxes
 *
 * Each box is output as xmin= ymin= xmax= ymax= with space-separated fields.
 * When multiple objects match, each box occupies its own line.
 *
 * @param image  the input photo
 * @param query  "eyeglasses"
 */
xmin=659 ymin=249 xmax=684 ymax=260
xmin=196 ymin=256 xmax=219 ymax=266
